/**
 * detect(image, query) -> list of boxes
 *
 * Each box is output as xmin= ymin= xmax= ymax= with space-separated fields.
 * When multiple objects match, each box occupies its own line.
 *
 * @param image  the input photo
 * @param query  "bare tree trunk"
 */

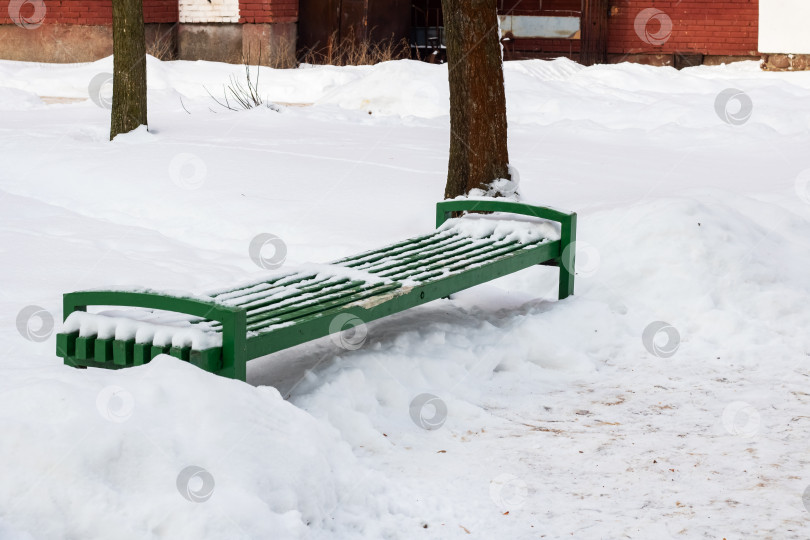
xmin=442 ymin=0 xmax=510 ymax=199
xmin=110 ymin=0 xmax=147 ymax=140
xmin=580 ymin=0 xmax=609 ymax=66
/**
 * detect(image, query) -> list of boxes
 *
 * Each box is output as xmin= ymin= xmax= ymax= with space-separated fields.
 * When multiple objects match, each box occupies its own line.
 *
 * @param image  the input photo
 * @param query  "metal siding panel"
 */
xmin=500 ymin=15 xmax=580 ymax=39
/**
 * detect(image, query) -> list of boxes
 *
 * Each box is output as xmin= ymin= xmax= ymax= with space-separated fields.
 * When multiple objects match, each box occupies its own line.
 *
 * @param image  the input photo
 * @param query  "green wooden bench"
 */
xmin=56 ymin=199 xmax=576 ymax=381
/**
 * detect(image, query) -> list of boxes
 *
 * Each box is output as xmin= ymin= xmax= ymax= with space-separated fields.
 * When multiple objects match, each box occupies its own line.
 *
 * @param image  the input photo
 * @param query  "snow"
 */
xmin=63 ymin=311 xmax=221 ymax=349
xmin=440 ymin=214 xmax=559 ymax=244
xmin=2 ymin=55 xmax=810 ymax=539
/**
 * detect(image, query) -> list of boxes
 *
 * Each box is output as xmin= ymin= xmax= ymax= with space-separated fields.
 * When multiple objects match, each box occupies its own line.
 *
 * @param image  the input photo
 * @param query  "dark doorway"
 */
xmin=298 ymin=0 xmax=412 ymax=56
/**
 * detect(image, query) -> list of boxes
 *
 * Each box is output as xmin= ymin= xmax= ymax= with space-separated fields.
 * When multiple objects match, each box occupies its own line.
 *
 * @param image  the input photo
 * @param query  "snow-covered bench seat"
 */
xmin=56 ymin=200 xmax=577 ymax=381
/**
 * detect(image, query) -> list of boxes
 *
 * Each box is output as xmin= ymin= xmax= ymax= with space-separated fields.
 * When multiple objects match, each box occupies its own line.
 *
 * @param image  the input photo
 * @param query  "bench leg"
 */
xmin=219 ymin=310 xmax=248 ymax=381
xmin=558 ymin=262 xmax=574 ymax=300
xmin=558 ymin=213 xmax=577 ymax=300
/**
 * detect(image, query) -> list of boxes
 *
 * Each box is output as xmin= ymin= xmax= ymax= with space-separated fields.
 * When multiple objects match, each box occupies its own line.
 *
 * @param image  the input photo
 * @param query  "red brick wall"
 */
xmin=0 ymin=0 xmax=302 ymax=26
xmin=239 ymin=0 xmax=297 ymax=24
xmin=0 ymin=0 xmax=178 ymax=25
xmin=143 ymin=0 xmax=178 ymax=23
xmin=506 ymin=0 xmax=759 ymax=59
xmin=609 ymin=0 xmax=758 ymax=56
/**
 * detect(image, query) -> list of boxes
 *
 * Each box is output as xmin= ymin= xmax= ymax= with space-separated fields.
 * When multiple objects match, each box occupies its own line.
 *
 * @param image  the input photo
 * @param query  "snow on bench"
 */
xmin=56 ymin=200 xmax=577 ymax=380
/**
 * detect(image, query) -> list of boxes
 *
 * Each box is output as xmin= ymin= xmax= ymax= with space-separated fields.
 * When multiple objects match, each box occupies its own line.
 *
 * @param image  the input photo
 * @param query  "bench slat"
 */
xmin=335 ymin=232 xmax=439 ymax=266
xmin=215 ymin=272 xmax=352 ymax=307
xmin=348 ymin=233 xmax=460 ymax=270
xmin=249 ymin=283 xmax=403 ymax=333
xmin=113 ymin=339 xmax=135 ymax=366
xmin=375 ymin=238 xmax=501 ymax=279
xmin=207 ymin=279 xmax=374 ymax=330
xmin=76 ymin=336 xmax=96 ymax=361
xmin=208 ymin=270 xmax=299 ymax=300
xmin=402 ymin=241 xmax=543 ymax=282
xmin=236 ymin=276 xmax=353 ymax=311
xmin=243 ymin=283 xmax=396 ymax=329
xmin=355 ymin=236 xmax=474 ymax=274
xmin=133 ymin=342 xmax=151 ymax=366
xmin=242 ymin=280 xmax=371 ymax=323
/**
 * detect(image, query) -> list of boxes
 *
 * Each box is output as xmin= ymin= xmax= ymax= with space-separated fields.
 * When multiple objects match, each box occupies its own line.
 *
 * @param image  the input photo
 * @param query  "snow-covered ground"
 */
xmin=1 ymin=56 xmax=810 ymax=539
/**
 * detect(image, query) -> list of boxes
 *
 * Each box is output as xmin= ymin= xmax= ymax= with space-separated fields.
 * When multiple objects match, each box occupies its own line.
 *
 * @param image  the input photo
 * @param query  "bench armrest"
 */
xmin=435 ymin=198 xmax=577 ymax=298
xmin=63 ymin=289 xmax=243 ymax=320
xmin=436 ymin=198 xmax=575 ymax=228
xmin=63 ymin=290 xmax=248 ymax=380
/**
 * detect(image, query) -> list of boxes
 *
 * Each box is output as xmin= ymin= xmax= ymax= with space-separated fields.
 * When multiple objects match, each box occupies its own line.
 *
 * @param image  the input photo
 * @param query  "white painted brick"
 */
xmin=179 ymin=0 xmax=239 ymax=23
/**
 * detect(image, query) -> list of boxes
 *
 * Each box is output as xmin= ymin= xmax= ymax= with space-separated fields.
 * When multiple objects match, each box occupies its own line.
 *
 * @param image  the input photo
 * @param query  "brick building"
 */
xmin=410 ymin=0 xmax=760 ymax=67
xmin=0 ymin=0 xmax=298 ymax=65
xmin=0 ymin=0 xmax=807 ymax=69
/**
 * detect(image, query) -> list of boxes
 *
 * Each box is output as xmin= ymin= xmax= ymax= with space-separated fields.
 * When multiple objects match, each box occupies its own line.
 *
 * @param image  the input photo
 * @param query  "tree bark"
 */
xmin=110 ymin=0 xmax=147 ymax=140
xmin=580 ymin=0 xmax=609 ymax=66
xmin=441 ymin=0 xmax=510 ymax=199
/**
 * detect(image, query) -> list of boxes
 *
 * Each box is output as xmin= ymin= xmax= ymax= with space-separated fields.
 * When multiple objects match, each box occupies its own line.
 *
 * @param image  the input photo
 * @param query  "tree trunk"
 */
xmin=442 ymin=0 xmax=510 ymax=199
xmin=110 ymin=0 xmax=147 ymax=140
xmin=580 ymin=0 xmax=608 ymax=66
